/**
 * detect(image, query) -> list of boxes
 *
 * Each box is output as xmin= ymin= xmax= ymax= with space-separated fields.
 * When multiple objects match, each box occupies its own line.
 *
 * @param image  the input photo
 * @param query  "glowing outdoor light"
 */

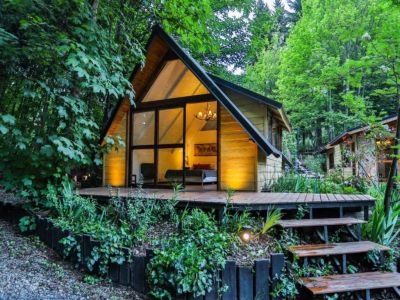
xmin=376 ymin=139 xmax=392 ymax=148
xmin=239 ymin=225 xmax=253 ymax=243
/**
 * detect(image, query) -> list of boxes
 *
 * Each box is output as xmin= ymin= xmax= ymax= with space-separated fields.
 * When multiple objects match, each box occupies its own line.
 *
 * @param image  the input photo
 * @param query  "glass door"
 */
xmin=131 ymin=110 xmax=156 ymax=186
xmin=157 ymin=107 xmax=184 ymax=186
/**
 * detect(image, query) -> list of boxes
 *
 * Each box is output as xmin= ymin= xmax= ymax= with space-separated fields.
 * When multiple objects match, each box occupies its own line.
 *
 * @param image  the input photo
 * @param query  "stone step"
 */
xmin=288 ymin=241 xmax=390 ymax=258
xmin=301 ymin=272 xmax=400 ymax=299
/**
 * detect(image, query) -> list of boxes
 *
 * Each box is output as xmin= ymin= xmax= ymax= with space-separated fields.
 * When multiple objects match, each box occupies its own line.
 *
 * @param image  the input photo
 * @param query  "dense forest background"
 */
xmin=0 ymin=0 xmax=399 ymax=195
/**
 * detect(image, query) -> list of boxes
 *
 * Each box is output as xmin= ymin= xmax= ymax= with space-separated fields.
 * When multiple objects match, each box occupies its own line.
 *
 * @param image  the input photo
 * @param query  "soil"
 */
xmin=228 ymin=233 xmax=277 ymax=266
xmin=0 ymin=219 xmax=146 ymax=300
xmin=132 ymin=220 xmax=178 ymax=256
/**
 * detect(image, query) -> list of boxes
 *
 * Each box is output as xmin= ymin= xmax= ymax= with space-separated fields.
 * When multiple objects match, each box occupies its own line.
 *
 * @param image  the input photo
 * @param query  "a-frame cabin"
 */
xmin=100 ymin=25 xmax=291 ymax=192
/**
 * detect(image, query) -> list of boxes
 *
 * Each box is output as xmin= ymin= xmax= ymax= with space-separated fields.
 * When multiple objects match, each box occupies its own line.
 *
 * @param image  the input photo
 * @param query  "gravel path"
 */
xmin=0 ymin=219 xmax=146 ymax=300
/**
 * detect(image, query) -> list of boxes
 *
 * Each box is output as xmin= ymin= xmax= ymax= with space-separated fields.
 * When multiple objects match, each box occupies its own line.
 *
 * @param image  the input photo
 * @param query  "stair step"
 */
xmin=278 ymin=217 xmax=366 ymax=229
xmin=289 ymin=241 xmax=390 ymax=258
xmin=301 ymin=272 xmax=400 ymax=295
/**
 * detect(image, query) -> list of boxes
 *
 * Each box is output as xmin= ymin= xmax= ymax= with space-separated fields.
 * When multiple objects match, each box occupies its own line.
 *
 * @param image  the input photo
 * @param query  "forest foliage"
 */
xmin=0 ymin=0 xmax=399 ymax=195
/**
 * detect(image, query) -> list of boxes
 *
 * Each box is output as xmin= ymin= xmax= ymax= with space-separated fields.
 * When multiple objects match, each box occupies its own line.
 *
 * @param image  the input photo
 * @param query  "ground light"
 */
xmin=239 ymin=225 xmax=253 ymax=243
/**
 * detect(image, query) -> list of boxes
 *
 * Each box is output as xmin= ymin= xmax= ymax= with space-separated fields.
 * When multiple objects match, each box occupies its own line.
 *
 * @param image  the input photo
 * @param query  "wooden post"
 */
xmin=131 ymin=255 xmax=146 ymax=293
xmin=342 ymin=254 xmax=347 ymax=274
xmin=364 ymin=206 xmax=369 ymax=221
xmin=238 ymin=266 xmax=253 ymax=300
xmin=255 ymin=259 xmax=270 ymax=300
xmin=271 ymin=253 xmax=285 ymax=300
xmin=324 ymin=226 xmax=329 ymax=243
xmin=204 ymin=280 xmax=218 ymax=300
xmin=222 ymin=260 xmax=237 ymax=300
xmin=119 ymin=247 xmax=130 ymax=285
xmin=109 ymin=263 xmax=120 ymax=283
xmin=82 ymin=234 xmax=91 ymax=268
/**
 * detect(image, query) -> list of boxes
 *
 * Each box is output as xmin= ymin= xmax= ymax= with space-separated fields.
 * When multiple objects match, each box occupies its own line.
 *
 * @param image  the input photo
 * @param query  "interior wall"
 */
xmin=103 ymin=113 xmax=127 ymax=186
xmin=185 ymin=102 xmax=217 ymax=169
xmin=219 ymin=106 xmax=257 ymax=191
xmin=158 ymin=148 xmax=183 ymax=182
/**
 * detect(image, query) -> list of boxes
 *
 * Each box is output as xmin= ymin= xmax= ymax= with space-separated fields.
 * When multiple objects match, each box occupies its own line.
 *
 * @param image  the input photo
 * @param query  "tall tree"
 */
xmin=0 ymin=0 xmax=220 ymax=196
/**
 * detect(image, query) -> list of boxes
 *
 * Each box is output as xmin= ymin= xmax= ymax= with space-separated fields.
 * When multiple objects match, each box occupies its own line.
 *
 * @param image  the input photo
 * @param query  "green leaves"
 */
xmin=1 ymin=114 xmax=16 ymax=125
xmin=148 ymin=209 xmax=229 ymax=298
xmin=19 ymin=216 xmax=37 ymax=233
xmin=363 ymin=196 xmax=400 ymax=246
xmin=0 ymin=114 xmax=16 ymax=135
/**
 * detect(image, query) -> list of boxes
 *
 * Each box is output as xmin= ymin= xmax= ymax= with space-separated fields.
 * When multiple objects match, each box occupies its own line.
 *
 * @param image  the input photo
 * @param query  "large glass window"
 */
xmin=158 ymin=148 xmax=183 ymax=184
xmin=131 ymin=102 xmax=218 ymax=188
xmin=133 ymin=111 xmax=155 ymax=145
xmin=142 ymin=60 xmax=208 ymax=102
xmin=131 ymin=149 xmax=155 ymax=185
xmin=158 ymin=108 xmax=184 ymax=144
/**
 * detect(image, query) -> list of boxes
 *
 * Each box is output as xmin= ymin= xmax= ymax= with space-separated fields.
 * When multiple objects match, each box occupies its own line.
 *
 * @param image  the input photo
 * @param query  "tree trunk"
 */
xmin=92 ymin=0 xmax=99 ymax=22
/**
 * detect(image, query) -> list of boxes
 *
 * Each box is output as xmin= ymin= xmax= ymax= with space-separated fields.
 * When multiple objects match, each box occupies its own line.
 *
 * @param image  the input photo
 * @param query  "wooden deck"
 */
xmin=78 ymin=187 xmax=375 ymax=213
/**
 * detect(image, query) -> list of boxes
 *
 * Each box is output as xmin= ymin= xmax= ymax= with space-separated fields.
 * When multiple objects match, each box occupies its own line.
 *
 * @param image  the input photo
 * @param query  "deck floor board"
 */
xmin=78 ymin=188 xmax=376 ymax=210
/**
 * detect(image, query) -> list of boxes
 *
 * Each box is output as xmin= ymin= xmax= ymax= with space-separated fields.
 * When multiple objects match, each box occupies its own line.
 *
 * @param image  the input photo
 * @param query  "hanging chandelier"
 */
xmin=194 ymin=103 xmax=217 ymax=121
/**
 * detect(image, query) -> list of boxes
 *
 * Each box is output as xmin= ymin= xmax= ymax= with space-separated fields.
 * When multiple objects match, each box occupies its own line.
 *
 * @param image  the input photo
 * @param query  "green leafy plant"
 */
xmin=261 ymin=208 xmax=282 ymax=234
xmin=18 ymin=215 xmax=36 ymax=233
xmin=59 ymin=235 xmax=81 ymax=262
xmin=295 ymin=204 xmax=308 ymax=220
xmin=49 ymin=180 xmax=98 ymax=228
xmin=147 ymin=209 xmax=230 ymax=299
xmin=363 ymin=197 xmax=400 ymax=246
xmin=83 ymin=274 xmax=102 ymax=285
xmin=271 ymin=173 xmax=344 ymax=194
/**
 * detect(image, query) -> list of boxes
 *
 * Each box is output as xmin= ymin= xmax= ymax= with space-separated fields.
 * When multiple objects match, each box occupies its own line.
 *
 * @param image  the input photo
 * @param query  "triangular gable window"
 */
xmin=142 ymin=59 xmax=209 ymax=102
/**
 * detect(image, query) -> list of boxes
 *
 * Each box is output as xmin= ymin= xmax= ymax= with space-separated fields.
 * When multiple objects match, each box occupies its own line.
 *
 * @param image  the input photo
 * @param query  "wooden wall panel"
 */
xmin=219 ymin=107 xmax=257 ymax=191
xmin=103 ymin=113 xmax=127 ymax=187
xmin=229 ymin=97 xmax=267 ymax=134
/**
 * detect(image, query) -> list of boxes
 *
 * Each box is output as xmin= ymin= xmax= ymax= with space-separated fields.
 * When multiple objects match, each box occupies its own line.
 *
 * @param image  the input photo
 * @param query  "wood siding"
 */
xmin=326 ymin=145 xmax=342 ymax=173
xmin=222 ymin=90 xmax=284 ymax=190
xmin=103 ymin=113 xmax=127 ymax=187
xmin=326 ymin=135 xmax=379 ymax=180
xmin=257 ymin=154 xmax=283 ymax=190
xmin=219 ymin=107 xmax=257 ymax=191
xmin=229 ymin=96 xmax=267 ymax=134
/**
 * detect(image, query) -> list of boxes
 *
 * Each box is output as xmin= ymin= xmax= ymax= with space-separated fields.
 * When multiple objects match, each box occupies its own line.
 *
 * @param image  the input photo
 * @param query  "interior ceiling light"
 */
xmin=195 ymin=103 xmax=217 ymax=121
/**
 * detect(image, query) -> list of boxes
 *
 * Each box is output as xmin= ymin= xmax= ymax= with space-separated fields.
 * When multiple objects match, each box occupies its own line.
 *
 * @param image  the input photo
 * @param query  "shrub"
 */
xmin=49 ymin=180 xmax=98 ymax=227
xmin=363 ymin=197 xmax=400 ymax=246
xmin=19 ymin=215 xmax=36 ymax=233
xmin=261 ymin=208 xmax=282 ymax=235
xmin=147 ymin=209 xmax=230 ymax=299
xmin=271 ymin=173 xmax=343 ymax=193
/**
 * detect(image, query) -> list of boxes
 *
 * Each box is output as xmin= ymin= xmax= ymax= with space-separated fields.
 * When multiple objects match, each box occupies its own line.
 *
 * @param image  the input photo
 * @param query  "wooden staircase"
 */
xmin=278 ymin=214 xmax=400 ymax=299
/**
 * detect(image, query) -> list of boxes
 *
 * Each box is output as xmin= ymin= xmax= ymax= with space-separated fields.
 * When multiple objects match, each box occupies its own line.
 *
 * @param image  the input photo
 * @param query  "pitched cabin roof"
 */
xmin=322 ymin=114 xmax=397 ymax=152
xmin=100 ymin=25 xmax=291 ymax=162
